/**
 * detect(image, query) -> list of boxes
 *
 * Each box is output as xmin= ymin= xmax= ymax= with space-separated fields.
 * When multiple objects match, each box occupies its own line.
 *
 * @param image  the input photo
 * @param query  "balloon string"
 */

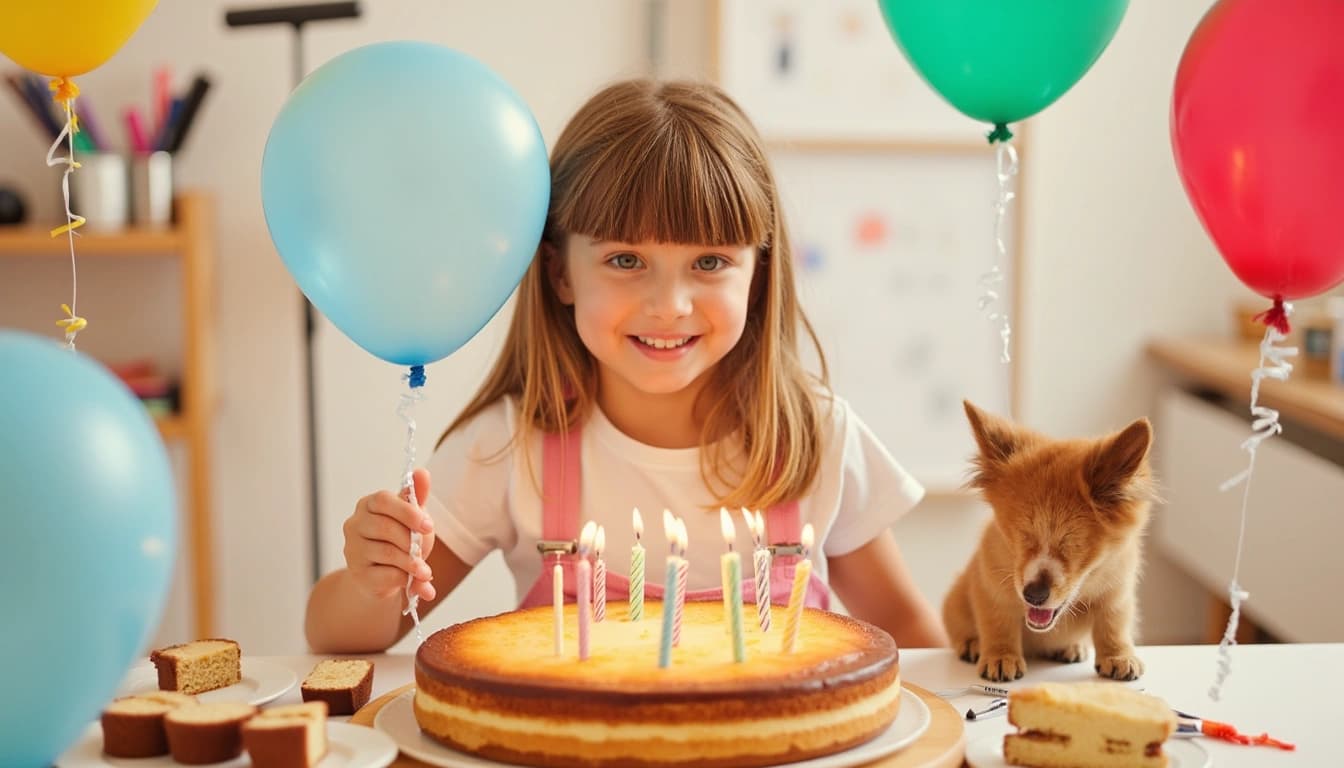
xmin=979 ymin=140 xmax=1016 ymax=364
xmin=398 ymin=365 xmax=427 ymax=644
xmin=45 ymin=77 xmax=87 ymax=350
xmin=1209 ymin=309 xmax=1295 ymax=701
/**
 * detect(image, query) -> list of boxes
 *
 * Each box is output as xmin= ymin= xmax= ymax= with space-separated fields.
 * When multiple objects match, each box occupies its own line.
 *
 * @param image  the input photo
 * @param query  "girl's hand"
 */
xmin=342 ymin=468 xmax=436 ymax=603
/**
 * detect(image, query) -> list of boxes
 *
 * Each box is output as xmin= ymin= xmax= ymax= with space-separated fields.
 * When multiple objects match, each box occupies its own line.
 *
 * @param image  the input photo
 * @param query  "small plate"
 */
xmin=374 ymin=686 xmax=932 ymax=768
xmin=116 ymin=658 xmax=297 ymax=706
xmin=57 ymin=721 xmax=399 ymax=767
xmin=965 ymin=732 xmax=1211 ymax=768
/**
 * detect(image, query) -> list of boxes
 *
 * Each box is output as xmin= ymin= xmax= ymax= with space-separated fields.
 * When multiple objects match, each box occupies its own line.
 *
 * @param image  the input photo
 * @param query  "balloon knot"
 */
xmin=406 ymin=365 xmax=426 ymax=389
xmin=48 ymin=76 xmax=79 ymax=104
xmin=986 ymin=122 xmax=1014 ymax=144
xmin=1253 ymin=298 xmax=1291 ymax=334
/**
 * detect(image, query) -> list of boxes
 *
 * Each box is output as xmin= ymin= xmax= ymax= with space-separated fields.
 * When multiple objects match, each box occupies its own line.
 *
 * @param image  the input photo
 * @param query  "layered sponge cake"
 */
xmin=243 ymin=701 xmax=329 ymax=768
xmin=150 ymin=638 xmax=242 ymax=694
xmin=1004 ymin=682 xmax=1176 ymax=767
xmin=101 ymin=691 xmax=198 ymax=757
xmin=301 ymin=659 xmax=374 ymax=715
xmin=164 ymin=700 xmax=258 ymax=764
xmin=414 ymin=601 xmax=900 ymax=768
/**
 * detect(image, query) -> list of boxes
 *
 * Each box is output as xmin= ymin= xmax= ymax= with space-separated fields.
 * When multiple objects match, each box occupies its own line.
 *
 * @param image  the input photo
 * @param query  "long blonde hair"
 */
xmin=443 ymin=79 xmax=829 ymax=509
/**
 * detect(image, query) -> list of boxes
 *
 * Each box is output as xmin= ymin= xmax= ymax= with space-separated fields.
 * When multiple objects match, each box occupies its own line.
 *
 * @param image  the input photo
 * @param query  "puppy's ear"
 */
xmin=1086 ymin=418 xmax=1153 ymax=508
xmin=964 ymin=400 xmax=1024 ymax=488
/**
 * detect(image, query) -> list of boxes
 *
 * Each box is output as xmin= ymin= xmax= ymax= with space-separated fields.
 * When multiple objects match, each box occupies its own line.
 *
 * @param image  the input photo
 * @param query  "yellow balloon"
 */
xmin=0 ymin=0 xmax=158 ymax=78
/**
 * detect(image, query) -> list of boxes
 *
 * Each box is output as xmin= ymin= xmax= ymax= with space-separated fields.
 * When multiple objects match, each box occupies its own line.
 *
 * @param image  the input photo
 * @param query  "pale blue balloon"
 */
xmin=261 ymin=41 xmax=550 ymax=367
xmin=0 ymin=331 xmax=177 ymax=766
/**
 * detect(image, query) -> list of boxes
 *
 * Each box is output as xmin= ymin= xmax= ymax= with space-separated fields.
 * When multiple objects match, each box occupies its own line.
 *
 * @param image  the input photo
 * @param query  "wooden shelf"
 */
xmin=155 ymin=415 xmax=189 ymax=441
xmin=0 ymin=226 xmax=184 ymax=256
xmin=1147 ymin=337 xmax=1344 ymax=441
xmin=0 ymin=193 xmax=217 ymax=640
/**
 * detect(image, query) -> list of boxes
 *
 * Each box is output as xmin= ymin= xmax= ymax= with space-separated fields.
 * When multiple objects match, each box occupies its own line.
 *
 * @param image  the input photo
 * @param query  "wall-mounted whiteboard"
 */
xmin=773 ymin=149 xmax=1015 ymax=490
xmin=716 ymin=0 xmax=984 ymax=142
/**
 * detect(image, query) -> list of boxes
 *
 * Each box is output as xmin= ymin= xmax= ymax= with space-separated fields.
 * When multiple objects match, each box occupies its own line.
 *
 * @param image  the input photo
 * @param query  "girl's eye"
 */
xmin=694 ymin=254 xmax=727 ymax=271
xmin=608 ymin=253 xmax=641 ymax=270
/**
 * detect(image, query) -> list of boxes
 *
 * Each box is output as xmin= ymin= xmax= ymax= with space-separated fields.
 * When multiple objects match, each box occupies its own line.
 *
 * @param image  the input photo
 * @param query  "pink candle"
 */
xmin=672 ymin=517 xmax=688 ymax=647
xmin=578 ymin=521 xmax=596 ymax=660
xmin=593 ymin=525 xmax=607 ymax=623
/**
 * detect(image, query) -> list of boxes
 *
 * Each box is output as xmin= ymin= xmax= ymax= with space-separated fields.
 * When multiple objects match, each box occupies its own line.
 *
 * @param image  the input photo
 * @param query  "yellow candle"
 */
xmin=780 ymin=523 xmax=814 ymax=654
xmin=720 ymin=508 xmax=746 ymax=662
xmin=630 ymin=508 xmax=645 ymax=621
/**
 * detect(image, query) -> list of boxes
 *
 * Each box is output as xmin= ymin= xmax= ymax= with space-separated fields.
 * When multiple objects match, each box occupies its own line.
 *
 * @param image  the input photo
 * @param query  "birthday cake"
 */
xmin=413 ymin=601 xmax=900 ymax=768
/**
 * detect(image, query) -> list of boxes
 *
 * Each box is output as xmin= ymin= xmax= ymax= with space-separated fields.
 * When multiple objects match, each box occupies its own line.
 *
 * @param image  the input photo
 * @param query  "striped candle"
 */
xmin=657 ymin=554 xmax=679 ymax=668
xmin=780 ymin=523 xmax=814 ymax=654
xmin=747 ymin=509 xmax=771 ymax=633
xmin=630 ymin=508 xmax=645 ymax=621
xmin=672 ymin=518 xmax=688 ymax=647
xmin=577 ymin=521 xmax=596 ymax=660
xmin=593 ymin=525 xmax=607 ymax=623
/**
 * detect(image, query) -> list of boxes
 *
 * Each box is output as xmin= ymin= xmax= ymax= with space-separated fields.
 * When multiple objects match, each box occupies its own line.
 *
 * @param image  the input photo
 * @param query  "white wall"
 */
xmin=0 ymin=0 xmax=1241 ymax=651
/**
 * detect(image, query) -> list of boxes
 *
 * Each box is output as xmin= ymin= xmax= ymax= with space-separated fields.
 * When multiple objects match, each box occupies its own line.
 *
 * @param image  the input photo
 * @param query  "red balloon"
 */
xmin=1172 ymin=0 xmax=1344 ymax=304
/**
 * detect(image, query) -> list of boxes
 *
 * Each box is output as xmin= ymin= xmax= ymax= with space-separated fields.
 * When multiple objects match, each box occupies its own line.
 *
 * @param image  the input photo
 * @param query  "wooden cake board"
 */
xmin=350 ymin=682 xmax=965 ymax=768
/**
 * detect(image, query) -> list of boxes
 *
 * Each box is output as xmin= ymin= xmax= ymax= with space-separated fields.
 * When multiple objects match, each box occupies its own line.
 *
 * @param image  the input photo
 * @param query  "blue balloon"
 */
xmin=0 ymin=331 xmax=176 ymax=766
xmin=261 ymin=41 xmax=550 ymax=368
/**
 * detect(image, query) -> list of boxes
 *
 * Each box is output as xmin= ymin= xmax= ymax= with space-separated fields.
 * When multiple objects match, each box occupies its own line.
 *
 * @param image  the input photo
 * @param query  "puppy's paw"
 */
xmin=956 ymin=637 xmax=980 ymax=664
xmin=978 ymin=652 xmax=1027 ymax=682
xmin=1045 ymin=643 xmax=1089 ymax=664
xmin=1096 ymin=653 xmax=1144 ymax=681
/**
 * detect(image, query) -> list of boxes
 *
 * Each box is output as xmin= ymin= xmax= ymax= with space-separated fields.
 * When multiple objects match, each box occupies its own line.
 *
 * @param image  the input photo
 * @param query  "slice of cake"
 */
xmin=101 ymin=691 xmax=198 ymax=758
xmin=164 ymin=700 xmax=258 ymax=764
xmin=150 ymin=638 xmax=242 ymax=694
xmin=1004 ymin=682 xmax=1176 ymax=768
xmin=243 ymin=701 xmax=329 ymax=768
xmin=300 ymin=659 xmax=374 ymax=715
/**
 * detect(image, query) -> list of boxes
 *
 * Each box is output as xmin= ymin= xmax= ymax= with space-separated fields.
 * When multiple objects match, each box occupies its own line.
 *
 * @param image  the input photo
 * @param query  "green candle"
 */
xmin=720 ymin=509 xmax=747 ymax=663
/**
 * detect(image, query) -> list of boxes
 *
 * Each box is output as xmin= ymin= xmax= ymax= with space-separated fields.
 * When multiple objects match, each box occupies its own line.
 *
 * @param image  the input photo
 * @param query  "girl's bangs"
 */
xmin=555 ymin=121 xmax=772 ymax=248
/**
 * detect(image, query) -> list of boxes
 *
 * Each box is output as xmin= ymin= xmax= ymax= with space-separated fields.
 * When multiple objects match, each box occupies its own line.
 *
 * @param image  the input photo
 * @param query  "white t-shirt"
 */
xmin=426 ymin=395 xmax=924 ymax=606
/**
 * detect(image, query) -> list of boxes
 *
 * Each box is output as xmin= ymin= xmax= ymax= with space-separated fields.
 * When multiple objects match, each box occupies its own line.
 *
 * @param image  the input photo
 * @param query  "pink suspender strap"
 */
xmin=541 ymin=430 xmax=582 ymax=541
xmin=765 ymin=500 xmax=802 ymax=562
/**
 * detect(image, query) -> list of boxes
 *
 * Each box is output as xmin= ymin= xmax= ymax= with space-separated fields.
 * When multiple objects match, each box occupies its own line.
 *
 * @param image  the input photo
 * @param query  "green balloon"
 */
xmin=878 ymin=0 xmax=1128 ymax=127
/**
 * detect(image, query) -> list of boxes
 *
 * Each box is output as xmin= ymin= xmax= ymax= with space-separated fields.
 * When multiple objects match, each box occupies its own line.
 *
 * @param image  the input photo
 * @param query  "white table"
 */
xmin=265 ymin=644 xmax=1339 ymax=767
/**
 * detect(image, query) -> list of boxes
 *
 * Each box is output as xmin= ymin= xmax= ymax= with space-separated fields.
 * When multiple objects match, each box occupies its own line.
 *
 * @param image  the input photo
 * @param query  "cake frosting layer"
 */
xmin=414 ymin=602 xmax=900 ymax=768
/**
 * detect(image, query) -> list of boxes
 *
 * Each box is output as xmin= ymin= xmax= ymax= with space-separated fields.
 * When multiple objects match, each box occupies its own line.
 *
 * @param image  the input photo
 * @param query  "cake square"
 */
xmin=300 ymin=659 xmax=374 ymax=715
xmin=1004 ymin=681 xmax=1176 ymax=768
xmin=243 ymin=701 xmax=329 ymax=768
xmin=150 ymin=638 xmax=242 ymax=694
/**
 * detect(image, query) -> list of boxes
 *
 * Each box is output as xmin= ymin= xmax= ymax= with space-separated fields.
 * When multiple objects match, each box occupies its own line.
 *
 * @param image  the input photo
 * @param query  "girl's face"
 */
xmin=552 ymin=235 xmax=757 ymax=404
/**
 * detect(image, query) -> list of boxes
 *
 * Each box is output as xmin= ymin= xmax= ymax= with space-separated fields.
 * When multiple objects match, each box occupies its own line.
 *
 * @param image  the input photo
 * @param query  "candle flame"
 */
xmin=595 ymin=525 xmax=606 ymax=558
xmin=633 ymin=507 xmax=644 ymax=541
xmin=676 ymin=517 xmax=689 ymax=557
xmin=740 ymin=507 xmax=757 ymax=546
xmin=720 ymin=507 xmax=736 ymax=550
xmin=801 ymin=523 xmax=814 ymax=556
xmin=754 ymin=510 xmax=766 ymax=542
xmin=663 ymin=509 xmax=676 ymax=554
xmin=579 ymin=520 xmax=597 ymax=556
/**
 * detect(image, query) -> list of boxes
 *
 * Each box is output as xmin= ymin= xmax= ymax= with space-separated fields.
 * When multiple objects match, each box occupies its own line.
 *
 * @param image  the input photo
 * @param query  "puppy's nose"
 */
xmin=1023 ymin=576 xmax=1051 ymax=606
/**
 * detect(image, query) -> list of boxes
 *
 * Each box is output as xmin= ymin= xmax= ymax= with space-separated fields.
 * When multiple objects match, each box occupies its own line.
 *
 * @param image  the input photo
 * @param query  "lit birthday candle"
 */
xmin=577 ymin=521 xmax=596 ymax=660
xmin=720 ymin=509 xmax=747 ymax=662
xmin=552 ymin=558 xmax=564 ymax=657
xmin=780 ymin=523 xmax=814 ymax=654
xmin=672 ymin=517 xmax=689 ymax=647
xmin=593 ymin=525 xmax=607 ymax=623
xmin=630 ymin=508 xmax=645 ymax=621
xmin=658 ymin=510 xmax=681 ymax=668
xmin=743 ymin=508 xmax=771 ymax=633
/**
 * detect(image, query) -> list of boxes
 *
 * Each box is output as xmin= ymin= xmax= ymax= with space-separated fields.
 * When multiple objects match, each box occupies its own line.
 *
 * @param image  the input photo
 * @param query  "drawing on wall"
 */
xmin=773 ymin=150 xmax=1014 ymax=490
xmin=717 ymin=0 xmax=983 ymax=141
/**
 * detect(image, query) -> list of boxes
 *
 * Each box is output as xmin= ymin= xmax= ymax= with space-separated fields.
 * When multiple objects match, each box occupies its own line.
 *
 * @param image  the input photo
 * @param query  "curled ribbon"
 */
xmin=398 ymin=365 xmax=428 ymax=644
xmin=978 ymin=141 xmax=1017 ymax=364
xmin=45 ymin=76 xmax=88 ymax=350
xmin=1209 ymin=307 xmax=1296 ymax=701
